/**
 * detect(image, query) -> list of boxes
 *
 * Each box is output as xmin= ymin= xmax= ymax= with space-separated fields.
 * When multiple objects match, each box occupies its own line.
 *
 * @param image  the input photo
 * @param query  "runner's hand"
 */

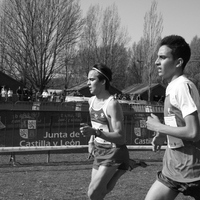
xmin=80 ymin=123 xmax=95 ymax=137
xmin=151 ymin=135 xmax=166 ymax=152
xmin=146 ymin=113 xmax=161 ymax=132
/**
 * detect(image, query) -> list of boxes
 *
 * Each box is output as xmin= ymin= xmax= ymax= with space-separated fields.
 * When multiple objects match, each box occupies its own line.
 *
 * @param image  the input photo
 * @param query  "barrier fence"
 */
xmin=0 ymin=101 xmax=164 ymax=153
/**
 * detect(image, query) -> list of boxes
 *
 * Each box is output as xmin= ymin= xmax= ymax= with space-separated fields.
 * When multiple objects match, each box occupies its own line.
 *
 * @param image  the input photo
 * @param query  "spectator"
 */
xmin=36 ymin=90 xmax=41 ymax=102
xmin=16 ymin=86 xmax=23 ymax=101
xmin=49 ymin=92 xmax=53 ymax=102
xmin=52 ymin=91 xmax=57 ymax=102
xmin=60 ymin=92 xmax=65 ymax=102
xmin=7 ymin=88 xmax=13 ymax=102
xmin=30 ymin=89 xmax=36 ymax=102
xmin=42 ymin=89 xmax=49 ymax=102
xmin=29 ymin=87 xmax=33 ymax=101
xmin=1 ymin=86 xmax=7 ymax=101
xmin=23 ymin=87 xmax=29 ymax=101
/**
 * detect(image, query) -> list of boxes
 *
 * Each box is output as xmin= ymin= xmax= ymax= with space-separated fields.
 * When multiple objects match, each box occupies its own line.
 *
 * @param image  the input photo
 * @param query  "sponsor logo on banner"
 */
xmin=19 ymin=119 xmax=37 ymax=139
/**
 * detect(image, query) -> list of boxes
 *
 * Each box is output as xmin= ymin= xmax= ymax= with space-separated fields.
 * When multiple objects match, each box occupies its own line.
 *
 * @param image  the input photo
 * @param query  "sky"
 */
xmin=79 ymin=0 xmax=200 ymax=45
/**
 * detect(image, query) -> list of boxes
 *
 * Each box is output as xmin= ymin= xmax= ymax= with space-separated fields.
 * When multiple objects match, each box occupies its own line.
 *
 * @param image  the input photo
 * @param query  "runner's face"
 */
xmin=155 ymin=45 xmax=178 ymax=82
xmin=87 ymin=70 xmax=103 ymax=95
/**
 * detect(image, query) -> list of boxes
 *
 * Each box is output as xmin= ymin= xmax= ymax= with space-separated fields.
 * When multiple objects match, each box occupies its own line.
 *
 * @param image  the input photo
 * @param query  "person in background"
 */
xmin=42 ymin=89 xmax=49 ymax=102
xmin=23 ymin=87 xmax=29 ymax=101
xmin=80 ymin=63 xmax=131 ymax=200
xmin=36 ymin=90 xmax=41 ymax=102
xmin=16 ymin=86 xmax=22 ymax=101
xmin=145 ymin=35 xmax=200 ymax=200
xmin=7 ymin=88 xmax=13 ymax=102
xmin=28 ymin=87 xmax=33 ymax=101
xmin=1 ymin=86 xmax=7 ymax=102
xmin=49 ymin=92 xmax=53 ymax=102
xmin=60 ymin=92 xmax=65 ymax=102
xmin=52 ymin=91 xmax=57 ymax=102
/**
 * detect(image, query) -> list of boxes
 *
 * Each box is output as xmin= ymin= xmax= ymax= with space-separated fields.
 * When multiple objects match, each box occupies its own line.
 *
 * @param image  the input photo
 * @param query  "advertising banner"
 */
xmin=0 ymin=103 xmax=164 ymax=151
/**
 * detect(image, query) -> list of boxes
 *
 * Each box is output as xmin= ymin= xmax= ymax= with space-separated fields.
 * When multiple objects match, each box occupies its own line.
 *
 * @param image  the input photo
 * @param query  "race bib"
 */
xmin=164 ymin=115 xmax=184 ymax=148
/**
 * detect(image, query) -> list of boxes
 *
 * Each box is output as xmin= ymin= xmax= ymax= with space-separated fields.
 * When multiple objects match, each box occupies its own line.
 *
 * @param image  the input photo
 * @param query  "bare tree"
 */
xmin=142 ymin=0 xmax=163 ymax=101
xmin=100 ymin=4 xmax=129 ymax=70
xmin=77 ymin=4 xmax=130 ymax=89
xmin=185 ymin=36 xmax=200 ymax=91
xmin=77 ymin=5 xmax=102 ymax=77
xmin=0 ymin=0 xmax=83 ymax=92
xmin=127 ymin=39 xmax=145 ymax=86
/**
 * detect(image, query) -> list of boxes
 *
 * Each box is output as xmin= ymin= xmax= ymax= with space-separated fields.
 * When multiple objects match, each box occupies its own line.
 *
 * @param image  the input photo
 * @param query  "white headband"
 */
xmin=92 ymin=67 xmax=110 ymax=81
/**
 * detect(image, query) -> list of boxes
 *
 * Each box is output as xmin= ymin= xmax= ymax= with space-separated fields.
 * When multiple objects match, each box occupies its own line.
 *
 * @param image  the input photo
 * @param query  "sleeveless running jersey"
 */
xmin=89 ymin=96 xmax=113 ymax=145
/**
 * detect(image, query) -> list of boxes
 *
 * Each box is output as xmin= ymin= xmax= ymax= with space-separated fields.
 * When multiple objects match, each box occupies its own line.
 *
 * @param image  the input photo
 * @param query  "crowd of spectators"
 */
xmin=114 ymin=93 xmax=164 ymax=104
xmin=1 ymin=85 xmax=164 ymax=104
xmin=0 ymin=86 xmax=67 ymax=103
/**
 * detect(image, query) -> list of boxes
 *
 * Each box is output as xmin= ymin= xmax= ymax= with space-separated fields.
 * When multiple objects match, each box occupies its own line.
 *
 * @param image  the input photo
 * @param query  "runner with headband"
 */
xmin=80 ymin=63 xmax=131 ymax=200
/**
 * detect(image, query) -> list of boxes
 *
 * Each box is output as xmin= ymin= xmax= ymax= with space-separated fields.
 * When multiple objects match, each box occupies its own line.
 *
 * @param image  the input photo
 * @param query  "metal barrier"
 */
xmin=15 ymin=101 xmax=33 ymax=110
xmin=0 ymin=102 xmax=164 ymax=152
xmin=0 ymin=101 xmax=165 ymax=164
xmin=0 ymin=101 xmax=14 ymax=110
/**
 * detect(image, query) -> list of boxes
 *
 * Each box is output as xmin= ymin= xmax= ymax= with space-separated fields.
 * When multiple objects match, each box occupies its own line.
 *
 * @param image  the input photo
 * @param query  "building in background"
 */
xmin=122 ymin=83 xmax=166 ymax=103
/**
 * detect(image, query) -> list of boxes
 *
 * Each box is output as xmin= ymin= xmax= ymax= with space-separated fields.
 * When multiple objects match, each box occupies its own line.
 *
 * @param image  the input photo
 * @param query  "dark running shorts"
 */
xmin=157 ymin=171 xmax=200 ymax=199
xmin=92 ymin=141 xmax=129 ymax=170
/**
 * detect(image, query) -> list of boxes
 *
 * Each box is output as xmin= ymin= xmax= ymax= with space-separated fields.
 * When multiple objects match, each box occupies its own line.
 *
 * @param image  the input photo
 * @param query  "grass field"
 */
xmin=0 ymin=150 xmax=194 ymax=200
